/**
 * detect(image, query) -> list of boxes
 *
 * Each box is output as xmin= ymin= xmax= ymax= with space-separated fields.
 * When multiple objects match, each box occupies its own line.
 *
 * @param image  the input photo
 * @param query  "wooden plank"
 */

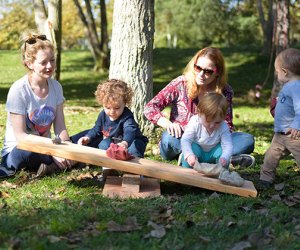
xmin=17 ymin=135 xmax=257 ymax=197
xmin=103 ymin=176 xmax=161 ymax=199
xmin=121 ymin=174 xmax=141 ymax=193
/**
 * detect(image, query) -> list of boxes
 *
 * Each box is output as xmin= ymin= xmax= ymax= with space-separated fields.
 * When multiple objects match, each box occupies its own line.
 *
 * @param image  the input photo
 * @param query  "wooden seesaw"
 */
xmin=17 ymin=134 xmax=257 ymax=198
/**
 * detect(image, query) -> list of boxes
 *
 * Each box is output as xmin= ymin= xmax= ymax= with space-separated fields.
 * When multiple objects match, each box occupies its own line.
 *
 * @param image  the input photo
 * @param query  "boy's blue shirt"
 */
xmin=274 ymin=80 xmax=300 ymax=132
xmin=86 ymin=107 xmax=148 ymax=146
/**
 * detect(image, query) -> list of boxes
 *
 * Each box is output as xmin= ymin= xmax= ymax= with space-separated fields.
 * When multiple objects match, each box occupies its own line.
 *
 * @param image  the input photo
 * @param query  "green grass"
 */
xmin=0 ymin=48 xmax=299 ymax=249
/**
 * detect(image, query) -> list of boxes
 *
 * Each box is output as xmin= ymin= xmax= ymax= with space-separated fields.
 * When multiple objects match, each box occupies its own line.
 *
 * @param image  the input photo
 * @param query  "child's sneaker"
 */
xmin=177 ymin=153 xmax=183 ymax=166
xmin=257 ymin=180 xmax=272 ymax=190
xmin=231 ymin=154 xmax=255 ymax=168
xmin=0 ymin=166 xmax=16 ymax=178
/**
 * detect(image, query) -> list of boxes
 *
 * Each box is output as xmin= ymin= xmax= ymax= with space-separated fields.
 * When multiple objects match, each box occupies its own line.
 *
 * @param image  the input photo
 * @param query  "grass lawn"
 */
xmin=0 ymin=48 xmax=299 ymax=249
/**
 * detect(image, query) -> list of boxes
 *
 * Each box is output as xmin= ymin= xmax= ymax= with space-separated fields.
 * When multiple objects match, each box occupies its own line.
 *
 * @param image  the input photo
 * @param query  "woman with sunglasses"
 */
xmin=0 ymin=30 xmax=75 ymax=178
xmin=144 ymin=47 xmax=255 ymax=167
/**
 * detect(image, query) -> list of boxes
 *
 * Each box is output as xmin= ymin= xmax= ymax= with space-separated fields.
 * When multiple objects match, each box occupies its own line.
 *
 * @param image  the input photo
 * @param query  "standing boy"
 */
xmin=260 ymin=48 xmax=300 ymax=188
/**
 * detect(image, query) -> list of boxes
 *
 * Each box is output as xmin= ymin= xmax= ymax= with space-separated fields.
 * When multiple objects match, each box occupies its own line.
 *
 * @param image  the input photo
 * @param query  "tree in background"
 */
xmin=61 ymin=0 xmax=85 ymax=49
xmin=109 ymin=0 xmax=154 ymax=133
xmin=0 ymin=1 xmax=35 ymax=49
xmin=271 ymin=0 xmax=290 ymax=98
xmin=33 ymin=0 xmax=62 ymax=80
xmin=257 ymin=0 xmax=275 ymax=54
xmin=73 ymin=0 xmax=109 ymax=71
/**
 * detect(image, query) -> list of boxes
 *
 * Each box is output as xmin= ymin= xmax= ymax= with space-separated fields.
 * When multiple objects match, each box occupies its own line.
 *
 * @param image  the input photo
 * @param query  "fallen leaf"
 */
xmin=271 ymin=194 xmax=281 ymax=201
xmin=107 ymin=216 xmax=141 ymax=232
xmin=199 ymin=235 xmax=211 ymax=243
xmin=0 ymin=181 xmax=17 ymax=189
xmin=76 ymin=173 xmax=93 ymax=180
xmin=209 ymin=192 xmax=220 ymax=199
xmin=227 ymin=221 xmax=237 ymax=228
xmin=238 ymin=206 xmax=251 ymax=212
xmin=283 ymin=198 xmax=297 ymax=207
xmin=48 ymin=235 xmax=61 ymax=243
xmin=230 ymin=241 xmax=251 ymax=250
xmin=274 ymin=182 xmax=285 ymax=191
xmin=145 ymin=221 xmax=166 ymax=238
xmin=0 ymin=191 xmax=10 ymax=198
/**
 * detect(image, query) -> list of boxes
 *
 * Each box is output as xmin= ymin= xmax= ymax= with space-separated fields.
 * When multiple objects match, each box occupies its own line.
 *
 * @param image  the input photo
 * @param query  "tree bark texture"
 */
xmin=272 ymin=0 xmax=290 ymax=97
xmin=33 ymin=0 xmax=62 ymax=80
xmin=109 ymin=0 xmax=155 ymax=134
xmin=257 ymin=0 xmax=275 ymax=54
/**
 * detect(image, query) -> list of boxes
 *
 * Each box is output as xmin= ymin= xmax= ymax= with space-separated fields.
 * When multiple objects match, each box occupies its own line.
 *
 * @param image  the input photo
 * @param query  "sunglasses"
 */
xmin=194 ymin=64 xmax=216 ymax=76
xmin=24 ymin=35 xmax=48 ymax=50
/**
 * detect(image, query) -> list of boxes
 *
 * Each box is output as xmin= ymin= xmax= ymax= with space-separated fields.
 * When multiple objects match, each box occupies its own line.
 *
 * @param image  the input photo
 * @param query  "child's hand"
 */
xmin=78 ymin=136 xmax=90 ymax=145
xmin=219 ymin=157 xmax=227 ymax=167
xmin=117 ymin=141 xmax=128 ymax=149
xmin=287 ymin=128 xmax=300 ymax=140
xmin=187 ymin=154 xmax=197 ymax=167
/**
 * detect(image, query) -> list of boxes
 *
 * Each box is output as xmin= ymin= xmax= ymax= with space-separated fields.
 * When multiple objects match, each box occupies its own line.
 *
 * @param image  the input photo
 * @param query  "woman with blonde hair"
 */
xmin=144 ymin=47 xmax=255 ymax=167
xmin=0 ymin=30 xmax=75 ymax=177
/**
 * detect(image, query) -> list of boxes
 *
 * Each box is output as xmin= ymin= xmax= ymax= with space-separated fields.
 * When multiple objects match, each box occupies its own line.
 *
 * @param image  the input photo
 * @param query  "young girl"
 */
xmin=144 ymin=47 xmax=254 ymax=167
xmin=180 ymin=92 xmax=233 ymax=169
xmin=76 ymin=79 xmax=148 ymax=177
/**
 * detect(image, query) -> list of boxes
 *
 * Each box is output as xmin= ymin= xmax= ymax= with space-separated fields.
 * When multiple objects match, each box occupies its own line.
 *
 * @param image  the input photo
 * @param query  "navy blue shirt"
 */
xmin=86 ymin=107 xmax=148 ymax=146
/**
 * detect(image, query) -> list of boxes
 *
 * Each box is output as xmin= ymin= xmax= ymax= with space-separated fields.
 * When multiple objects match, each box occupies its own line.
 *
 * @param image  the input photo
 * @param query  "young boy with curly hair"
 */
xmin=75 ymin=79 xmax=148 ymax=178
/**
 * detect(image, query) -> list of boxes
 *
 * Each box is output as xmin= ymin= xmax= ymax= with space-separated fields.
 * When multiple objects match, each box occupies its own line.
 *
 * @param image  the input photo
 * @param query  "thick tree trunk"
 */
xmin=109 ymin=0 xmax=155 ymax=134
xmin=272 ymin=0 xmax=290 ymax=98
xmin=33 ymin=0 xmax=62 ymax=80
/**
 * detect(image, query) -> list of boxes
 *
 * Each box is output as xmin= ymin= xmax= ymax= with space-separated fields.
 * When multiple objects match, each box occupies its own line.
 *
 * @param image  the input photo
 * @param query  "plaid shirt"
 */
xmin=144 ymin=75 xmax=234 ymax=132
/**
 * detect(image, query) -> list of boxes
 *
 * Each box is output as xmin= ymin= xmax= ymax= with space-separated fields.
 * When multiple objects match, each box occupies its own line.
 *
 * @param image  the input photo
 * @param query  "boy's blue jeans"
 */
xmin=71 ymin=129 xmax=147 ymax=158
xmin=159 ymin=131 xmax=255 ymax=161
xmin=181 ymin=142 xmax=222 ymax=168
xmin=1 ymin=147 xmax=53 ymax=171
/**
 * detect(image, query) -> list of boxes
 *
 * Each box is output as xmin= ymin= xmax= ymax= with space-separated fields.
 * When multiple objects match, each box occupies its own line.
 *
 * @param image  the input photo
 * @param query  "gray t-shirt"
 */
xmin=1 ymin=75 xmax=65 ymax=157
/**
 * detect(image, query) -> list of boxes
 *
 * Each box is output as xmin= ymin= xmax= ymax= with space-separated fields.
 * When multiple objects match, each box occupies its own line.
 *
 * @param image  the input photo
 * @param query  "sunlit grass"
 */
xmin=0 ymin=48 xmax=299 ymax=249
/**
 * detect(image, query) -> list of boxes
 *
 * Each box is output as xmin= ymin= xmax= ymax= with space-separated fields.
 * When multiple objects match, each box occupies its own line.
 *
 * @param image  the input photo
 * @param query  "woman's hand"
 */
xmin=53 ymin=156 xmax=75 ymax=170
xmin=157 ymin=117 xmax=182 ymax=138
xmin=187 ymin=154 xmax=197 ymax=167
xmin=166 ymin=122 xmax=182 ymax=138
xmin=78 ymin=136 xmax=90 ymax=145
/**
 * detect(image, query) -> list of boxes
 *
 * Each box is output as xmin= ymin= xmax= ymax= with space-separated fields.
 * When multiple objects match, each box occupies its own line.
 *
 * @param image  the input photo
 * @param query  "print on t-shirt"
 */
xmin=26 ymin=104 xmax=55 ymax=136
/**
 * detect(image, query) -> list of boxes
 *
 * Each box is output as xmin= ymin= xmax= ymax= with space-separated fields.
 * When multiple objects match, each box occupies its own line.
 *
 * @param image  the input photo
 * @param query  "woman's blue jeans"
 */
xmin=1 ymin=147 xmax=53 ymax=171
xmin=159 ymin=130 xmax=255 ymax=161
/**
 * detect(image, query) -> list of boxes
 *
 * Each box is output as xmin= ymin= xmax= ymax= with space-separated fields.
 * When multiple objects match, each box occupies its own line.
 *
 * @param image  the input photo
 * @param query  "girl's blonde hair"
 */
xmin=276 ymin=48 xmax=300 ymax=75
xmin=197 ymin=92 xmax=228 ymax=122
xmin=183 ymin=47 xmax=227 ymax=99
xmin=20 ymin=30 xmax=54 ymax=70
xmin=95 ymin=79 xmax=133 ymax=107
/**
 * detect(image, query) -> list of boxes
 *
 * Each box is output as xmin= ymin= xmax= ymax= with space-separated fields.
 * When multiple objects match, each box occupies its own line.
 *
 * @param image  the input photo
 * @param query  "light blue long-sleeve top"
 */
xmin=274 ymin=80 xmax=300 ymax=133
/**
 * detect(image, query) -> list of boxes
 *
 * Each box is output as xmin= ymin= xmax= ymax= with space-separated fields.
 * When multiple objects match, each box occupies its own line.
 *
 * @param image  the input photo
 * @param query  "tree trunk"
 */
xmin=109 ymin=0 xmax=155 ymax=134
xmin=73 ymin=0 xmax=109 ymax=71
xmin=100 ymin=0 xmax=109 ymax=68
xmin=272 ymin=0 xmax=290 ymax=98
xmin=33 ymin=0 xmax=62 ymax=80
xmin=257 ymin=0 xmax=275 ymax=54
